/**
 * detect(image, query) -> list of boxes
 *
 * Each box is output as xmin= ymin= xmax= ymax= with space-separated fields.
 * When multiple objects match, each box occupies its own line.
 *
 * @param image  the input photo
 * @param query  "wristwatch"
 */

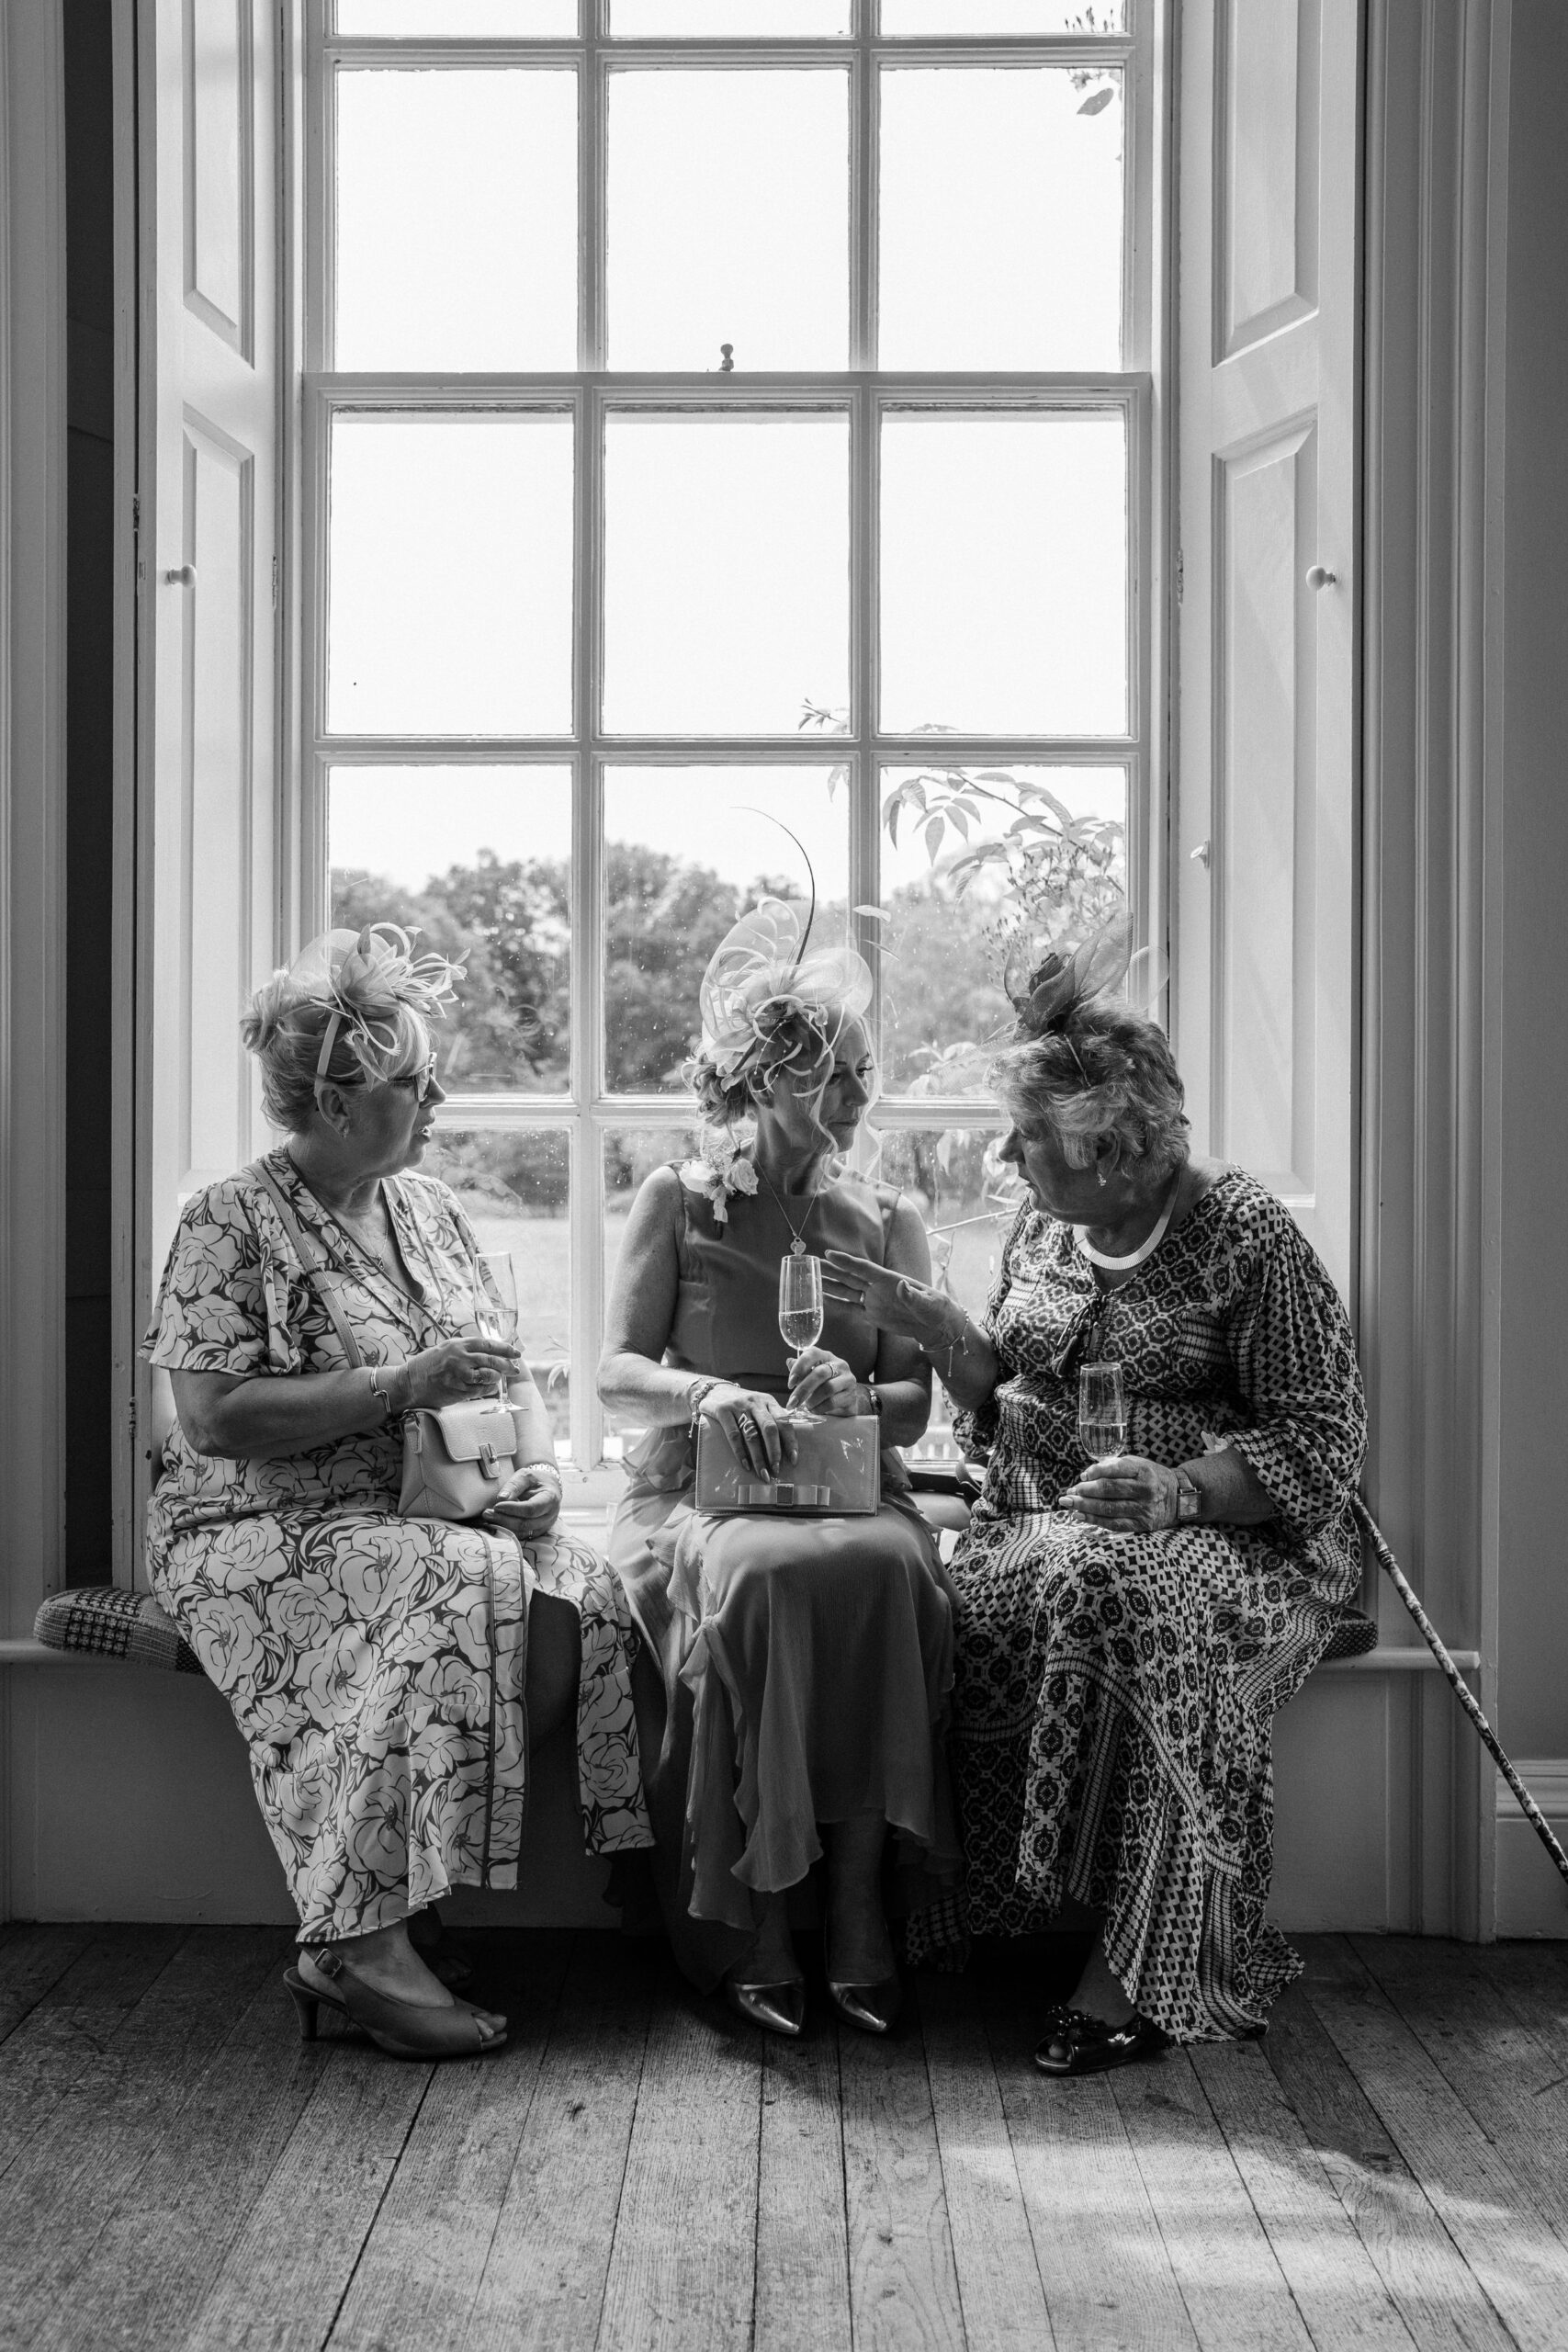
xmin=1173 ymin=1468 xmax=1202 ymax=1525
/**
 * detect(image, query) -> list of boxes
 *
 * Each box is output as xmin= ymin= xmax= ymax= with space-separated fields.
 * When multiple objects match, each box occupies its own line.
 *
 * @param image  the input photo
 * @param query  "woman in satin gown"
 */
xmin=598 ymin=901 xmax=958 ymax=2035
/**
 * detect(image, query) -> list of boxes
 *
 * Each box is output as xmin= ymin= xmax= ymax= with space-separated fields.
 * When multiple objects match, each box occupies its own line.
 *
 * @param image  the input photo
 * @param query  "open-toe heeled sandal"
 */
xmin=286 ymin=1951 xmax=507 ymax=2060
xmin=1032 ymin=2005 xmax=1166 ymax=2077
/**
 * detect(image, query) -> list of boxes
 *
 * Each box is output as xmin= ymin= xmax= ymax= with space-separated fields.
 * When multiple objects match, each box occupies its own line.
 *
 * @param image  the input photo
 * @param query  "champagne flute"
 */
xmin=1077 ymin=1361 xmax=1128 ymax=1466
xmin=778 ymin=1254 xmax=825 ymax=1399
xmin=472 ymin=1251 xmax=520 ymax=1401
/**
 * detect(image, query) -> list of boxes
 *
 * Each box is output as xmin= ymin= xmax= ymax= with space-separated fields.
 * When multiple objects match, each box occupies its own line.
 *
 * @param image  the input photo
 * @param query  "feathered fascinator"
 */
xmin=1003 ymin=908 xmax=1167 ymax=1049
xmin=698 ymin=898 xmax=873 ymax=1085
xmin=283 ymin=923 xmax=464 ymax=1090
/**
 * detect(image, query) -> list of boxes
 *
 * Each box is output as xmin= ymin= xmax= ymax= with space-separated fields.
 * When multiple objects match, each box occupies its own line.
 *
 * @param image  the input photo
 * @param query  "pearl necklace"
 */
xmin=1075 ymin=1174 xmax=1180 ymax=1272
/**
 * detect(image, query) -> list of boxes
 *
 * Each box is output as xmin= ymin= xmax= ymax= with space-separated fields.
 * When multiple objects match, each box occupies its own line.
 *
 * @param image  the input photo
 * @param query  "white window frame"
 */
xmin=300 ymin=0 xmax=1167 ymax=1473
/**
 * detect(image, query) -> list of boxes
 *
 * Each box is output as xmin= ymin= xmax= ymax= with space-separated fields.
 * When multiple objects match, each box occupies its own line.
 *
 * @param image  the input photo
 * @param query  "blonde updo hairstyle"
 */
xmin=990 ymin=1000 xmax=1189 ymax=1186
xmin=242 ymin=972 xmax=432 ymax=1135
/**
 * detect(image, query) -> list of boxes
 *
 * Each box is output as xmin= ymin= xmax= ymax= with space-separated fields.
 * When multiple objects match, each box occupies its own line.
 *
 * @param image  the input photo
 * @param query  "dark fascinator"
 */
xmin=1002 ymin=908 xmax=1167 ymax=1045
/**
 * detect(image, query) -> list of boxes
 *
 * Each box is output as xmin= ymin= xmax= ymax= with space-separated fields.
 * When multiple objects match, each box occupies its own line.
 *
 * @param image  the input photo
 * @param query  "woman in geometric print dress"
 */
xmin=825 ymin=935 xmax=1366 ymax=2071
xmin=143 ymin=925 xmax=650 ymax=2060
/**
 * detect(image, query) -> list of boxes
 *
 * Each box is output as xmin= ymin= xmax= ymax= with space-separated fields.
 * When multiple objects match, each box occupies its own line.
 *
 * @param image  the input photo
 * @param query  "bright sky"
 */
xmin=326 ymin=48 xmax=1129 ymax=901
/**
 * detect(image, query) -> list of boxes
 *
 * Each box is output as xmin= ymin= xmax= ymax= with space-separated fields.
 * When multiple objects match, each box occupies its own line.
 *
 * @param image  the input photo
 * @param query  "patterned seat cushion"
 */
xmin=34 ymin=1585 xmax=203 ymax=1675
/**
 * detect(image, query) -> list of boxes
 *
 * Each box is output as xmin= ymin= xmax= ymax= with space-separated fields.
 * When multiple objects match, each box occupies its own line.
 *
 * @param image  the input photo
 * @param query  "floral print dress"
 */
xmin=143 ymin=1147 xmax=651 ymax=1943
xmin=926 ymin=1169 xmax=1366 ymax=2043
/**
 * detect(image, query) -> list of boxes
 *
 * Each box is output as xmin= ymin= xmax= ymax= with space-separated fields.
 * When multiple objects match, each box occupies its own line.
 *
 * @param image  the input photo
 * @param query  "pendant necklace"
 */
xmin=757 ymin=1162 xmax=823 ymax=1257
xmin=1076 ymin=1172 xmax=1181 ymax=1272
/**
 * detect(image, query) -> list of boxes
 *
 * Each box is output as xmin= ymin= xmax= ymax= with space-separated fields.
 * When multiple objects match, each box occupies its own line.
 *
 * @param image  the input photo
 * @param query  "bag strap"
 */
xmin=249 ymin=1159 xmax=366 ymax=1373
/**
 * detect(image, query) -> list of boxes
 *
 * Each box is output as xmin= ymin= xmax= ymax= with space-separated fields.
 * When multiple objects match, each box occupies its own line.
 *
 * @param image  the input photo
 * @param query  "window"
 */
xmin=307 ymin=0 xmax=1156 ymax=1469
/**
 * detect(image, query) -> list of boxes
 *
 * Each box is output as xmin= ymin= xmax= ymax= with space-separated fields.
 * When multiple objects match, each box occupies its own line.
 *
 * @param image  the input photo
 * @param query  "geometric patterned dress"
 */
xmin=143 ymin=1146 xmax=651 ymax=1945
xmin=922 ymin=1168 xmax=1366 ymax=2042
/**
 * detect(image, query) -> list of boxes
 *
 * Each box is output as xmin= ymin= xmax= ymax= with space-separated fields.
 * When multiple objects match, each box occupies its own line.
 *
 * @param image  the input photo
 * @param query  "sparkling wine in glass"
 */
xmin=473 ymin=1252 xmax=520 ymax=1400
xmin=1077 ymin=1361 xmax=1128 ymax=1465
xmin=778 ymin=1252 xmax=825 ymax=1363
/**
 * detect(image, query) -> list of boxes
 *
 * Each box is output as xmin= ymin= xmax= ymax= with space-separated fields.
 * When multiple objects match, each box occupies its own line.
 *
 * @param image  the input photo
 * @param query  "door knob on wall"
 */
xmin=1190 ymin=840 xmax=1212 ymax=868
xmin=1305 ymin=564 xmax=1337 ymax=590
xmin=164 ymin=564 xmax=197 ymax=586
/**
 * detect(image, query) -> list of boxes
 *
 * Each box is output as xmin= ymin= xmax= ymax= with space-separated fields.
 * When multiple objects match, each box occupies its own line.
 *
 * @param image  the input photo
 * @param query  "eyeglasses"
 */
xmin=394 ymin=1051 xmax=440 ymax=1104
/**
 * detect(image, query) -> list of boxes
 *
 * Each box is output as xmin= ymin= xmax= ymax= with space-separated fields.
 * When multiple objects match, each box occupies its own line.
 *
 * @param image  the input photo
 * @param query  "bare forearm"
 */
xmin=597 ymin=1350 xmax=700 ymax=1427
xmin=915 ymin=1314 xmax=999 ymax=1413
xmin=183 ymin=1368 xmax=393 ymax=1459
xmin=862 ymin=1377 xmax=931 ymax=1449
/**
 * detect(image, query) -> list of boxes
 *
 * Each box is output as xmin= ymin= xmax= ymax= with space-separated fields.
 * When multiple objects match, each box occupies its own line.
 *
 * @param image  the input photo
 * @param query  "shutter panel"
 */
xmin=134 ymin=0 xmax=281 ymax=1557
xmin=1174 ymin=0 xmax=1359 ymax=1301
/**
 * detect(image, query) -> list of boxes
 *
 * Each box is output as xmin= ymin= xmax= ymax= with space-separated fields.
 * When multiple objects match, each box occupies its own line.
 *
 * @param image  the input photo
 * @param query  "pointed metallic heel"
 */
xmin=724 ymin=1975 xmax=807 ymax=2038
xmin=828 ymin=1976 xmax=902 ymax=2036
xmin=284 ymin=1967 xmax=321 ymax=2043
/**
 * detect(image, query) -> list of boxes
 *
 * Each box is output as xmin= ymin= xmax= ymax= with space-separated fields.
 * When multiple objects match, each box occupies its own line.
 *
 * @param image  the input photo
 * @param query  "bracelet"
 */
xmin=367 ymin=1364 xmax=407 ymax=1419
xmin=687 ymin=1376 xmax=720 ymax=1432
xmin=863 ymin=1381 xmax=883 ymax=1419
xmin=919 ymin=1312 xmax=975 ymax=1384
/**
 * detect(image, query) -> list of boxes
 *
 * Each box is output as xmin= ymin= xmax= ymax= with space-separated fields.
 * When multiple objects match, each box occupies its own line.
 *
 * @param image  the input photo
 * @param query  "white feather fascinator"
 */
xmin=282 ymin=922 xmax=464 ymax=1087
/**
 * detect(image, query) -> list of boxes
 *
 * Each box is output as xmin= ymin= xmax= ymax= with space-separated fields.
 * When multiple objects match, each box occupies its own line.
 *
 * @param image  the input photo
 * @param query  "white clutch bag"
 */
xmin=694 ymin=1413 xmax=881 ymax=1517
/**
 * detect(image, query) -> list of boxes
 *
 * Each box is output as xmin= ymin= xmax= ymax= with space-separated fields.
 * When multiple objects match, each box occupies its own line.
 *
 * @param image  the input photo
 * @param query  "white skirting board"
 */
xmin=1494 ymin=1759 xmax=1568 ymax=1938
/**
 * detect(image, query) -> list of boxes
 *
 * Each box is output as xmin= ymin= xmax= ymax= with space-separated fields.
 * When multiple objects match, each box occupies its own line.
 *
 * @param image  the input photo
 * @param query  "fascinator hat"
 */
xmin=1001 ymin=907 xmax=1166 ymax=1051
xmin=697 ymin=897 xmax=873 ymax=1091
xmin=280 ymin=923 xmax=465 ymax=1096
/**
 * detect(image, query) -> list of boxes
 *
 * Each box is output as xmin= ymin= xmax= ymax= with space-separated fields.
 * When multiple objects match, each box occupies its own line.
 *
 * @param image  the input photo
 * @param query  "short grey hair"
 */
xmin=241 ymin=976 xmax=432 ymax=1135
xmin=989 ymin=1002 xmax=1189 ymax=1182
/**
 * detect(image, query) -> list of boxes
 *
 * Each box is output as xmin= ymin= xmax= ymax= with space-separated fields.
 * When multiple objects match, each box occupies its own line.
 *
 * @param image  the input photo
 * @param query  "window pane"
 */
xmin=879 ymin=67 xmax=1122 ymax=369
xmin=880 ymin=2 xmax=1124 ymax=29
xmin=878 ymin=1124 xmax=1011 ymax=1461
xmin=612 ymin=1 xmax=850 ymax=28
xmin=329 ymin=765 xmax=572 ymax=1091
xmin=327 ymin=413 xmax=574 ymax=736
xmin=878 ymin=764 xmax=1126 ymax=1091
xmin=336 ymin=2 xmax=579 ymax=30
xmin=603 ymin=766 xmax=850 ymax=1091
xmin=606 ymin=71 xmax=849 ymax=369
xmin=335 ymin=71 xmax=576 ymax=370
xmin=879 ymin=411 xmax=1127 ymax=736
xmin=418 ymin=1129 xmax=572 ymax=1451
xmin=603 ymin=413 xmax=850 ymax=735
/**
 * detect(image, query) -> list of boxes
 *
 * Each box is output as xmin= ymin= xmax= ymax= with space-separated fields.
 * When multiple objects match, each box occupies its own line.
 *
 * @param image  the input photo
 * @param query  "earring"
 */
xmin=1096 ymin=1165 xmax=1109 ymax=1187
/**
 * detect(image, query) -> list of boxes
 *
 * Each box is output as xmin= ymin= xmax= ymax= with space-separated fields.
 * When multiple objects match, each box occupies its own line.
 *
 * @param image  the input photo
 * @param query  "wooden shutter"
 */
xmin=1174 ymin=0 xmax=1359 ymax=1301
xmin=133 ymin=0 xmax=283 ymax=1558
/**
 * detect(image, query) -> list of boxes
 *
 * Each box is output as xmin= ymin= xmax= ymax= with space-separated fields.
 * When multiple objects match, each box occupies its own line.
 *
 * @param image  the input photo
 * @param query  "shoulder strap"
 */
xmin=248 ymin=1159 xmax=365 ymax=1372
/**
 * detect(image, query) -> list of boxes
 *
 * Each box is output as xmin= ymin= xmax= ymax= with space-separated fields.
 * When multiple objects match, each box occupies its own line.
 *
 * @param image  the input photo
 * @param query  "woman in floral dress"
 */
xmin=144 ymin=925 xmax=650 ymax=2060
xmin=826 ymin=927 xmax=1366 ymax=2072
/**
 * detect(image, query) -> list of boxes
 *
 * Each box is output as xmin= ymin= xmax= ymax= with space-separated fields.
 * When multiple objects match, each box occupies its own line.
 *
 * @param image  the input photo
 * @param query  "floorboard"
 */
xmin=1110 ymin=2050 xmax=1314 ymax=2351
xmin=754 ymin=2011 xmax=852 ymax=2352
xmin=840 ymin=1983 xmax=965 ymax=2352
xmin=0 ymin=1928 xmax=291 ymax=2352
xmin=0 ymin=1929 xmax=1563 ymax=2352
xmin=325 ymin=1930 xmax=574 ymax=2352
xmin=460 ymin=1933 xmax=656 ymax=2352
xmin=594 ymin=1957 xmax=762 ymax=2352
xmin=1299 ymin=1937 xmax=1568 ymax=2352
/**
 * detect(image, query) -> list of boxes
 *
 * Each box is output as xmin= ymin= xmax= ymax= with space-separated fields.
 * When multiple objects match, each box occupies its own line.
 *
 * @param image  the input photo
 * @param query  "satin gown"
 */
xmin=606 ymin=1161 xmax=959 ymax=1988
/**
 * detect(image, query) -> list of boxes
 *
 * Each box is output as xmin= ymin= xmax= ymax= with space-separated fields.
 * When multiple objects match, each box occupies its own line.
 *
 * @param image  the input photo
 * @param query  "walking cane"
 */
xmin=1353 ymin=1497 xmax=1568 ymax=1900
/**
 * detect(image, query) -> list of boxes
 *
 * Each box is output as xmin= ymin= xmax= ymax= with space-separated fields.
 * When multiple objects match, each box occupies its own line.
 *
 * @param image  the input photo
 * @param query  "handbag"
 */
xmin=694 ymin=1411 xmax=881 ymax=1517
xmin=250 ymin=1159 xmax=521 ymax=1523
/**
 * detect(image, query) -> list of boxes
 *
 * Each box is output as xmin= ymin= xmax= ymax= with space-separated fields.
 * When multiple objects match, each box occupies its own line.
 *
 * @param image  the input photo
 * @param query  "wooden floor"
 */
xmin=3 ymin=1926 xmax=1568 ymax=2352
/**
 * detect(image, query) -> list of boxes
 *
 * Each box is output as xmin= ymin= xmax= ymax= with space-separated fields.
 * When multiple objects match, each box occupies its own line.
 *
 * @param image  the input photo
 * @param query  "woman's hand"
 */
xmin=785 ymin=1346 xmax=860 ymax=1418
xmin=699 ymin=1382 xmax=799 ymax=1478
xmin=1058 ymin=1454 xmax=1179 ymax=1535
xmin=405 ymin=1335 xmax=521 ymax=1410
xmin=487 ymin=1461 xmax=563 ymax=1539
xmin=822 ymin=1250 xmax=957 ymax=1351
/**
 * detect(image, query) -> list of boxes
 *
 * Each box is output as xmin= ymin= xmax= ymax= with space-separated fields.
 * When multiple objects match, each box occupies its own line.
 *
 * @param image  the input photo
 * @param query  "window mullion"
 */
xmin=581 ymin=28 xmax=605 ymax=370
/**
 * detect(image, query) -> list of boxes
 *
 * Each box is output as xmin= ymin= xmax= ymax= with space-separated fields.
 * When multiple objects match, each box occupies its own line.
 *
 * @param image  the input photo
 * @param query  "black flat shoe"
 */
xmin=828 ymin=1975 xmax=902 ymax=2036
xmin=724 ymin=1975 xmax=807 ymax=2038
xmin=1032 ymin=2005 xmax=1166 ymax=2077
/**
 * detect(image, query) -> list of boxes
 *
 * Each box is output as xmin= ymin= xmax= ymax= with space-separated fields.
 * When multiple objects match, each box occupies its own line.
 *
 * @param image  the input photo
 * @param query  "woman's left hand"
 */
xmin=1058 ymin=1454 xmax=1179 ymax=1535
xmin=786 ymin=1345 xmax=861 ymax=1418
xmin=487 ymin=1462 xmax=563 ymax=1539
